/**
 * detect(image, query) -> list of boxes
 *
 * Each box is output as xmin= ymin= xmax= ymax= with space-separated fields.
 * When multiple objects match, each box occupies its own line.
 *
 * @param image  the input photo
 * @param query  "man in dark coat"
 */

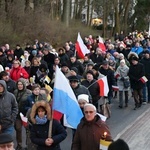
xmin=14 ymin=44 xmax=24 ymax=60
xmin=0 ymin=71 xmax=16 ymax=93
xmin=99 ymin=61 xmax=116 ymax=104
xmin=140 ymin=50 xmax=150 ymax=103
xmin=81 ymin=70 xmax=100 ymax=109
xmin=69 ymin=56 xmax=84 ymax=76
xmin=68 ymin=76 xmax=92 ymax=102
xmin=0 ymin=80 xmax=18 ymax=134
xmin=72 ymin=104 xmax=112 ymax=150
xmin=128 ymin=56 xmax=145 ymax=109
xmin=43 ymin=47 xmax=56 ymax=75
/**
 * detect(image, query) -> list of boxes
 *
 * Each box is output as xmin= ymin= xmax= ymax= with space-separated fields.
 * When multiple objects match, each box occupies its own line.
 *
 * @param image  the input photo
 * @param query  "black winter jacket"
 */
xmin=0 ymin=80 xmax=18 ymax=130
xmin=30 ymin=120 xmax=67 ymax=150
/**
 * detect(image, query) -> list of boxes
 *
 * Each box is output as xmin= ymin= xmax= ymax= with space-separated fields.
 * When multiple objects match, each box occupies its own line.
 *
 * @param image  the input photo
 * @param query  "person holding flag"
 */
xmin=30 ymin=100 xmax=67 ymax=150
xmin=99 ymin=61 xmax=116 ymax=104
xmin=81 ymin=70 xmax=100 ymax=109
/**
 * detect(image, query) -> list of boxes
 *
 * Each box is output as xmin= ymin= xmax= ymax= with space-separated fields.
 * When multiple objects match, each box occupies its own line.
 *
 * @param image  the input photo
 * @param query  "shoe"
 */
xmin=16 ymin=145 xmax=22 ymax=150
xmin=138 ymin=103 xmax=142 ymax=107
xmin=119 ymin=105 xmax=123 ymax=109
xmin=113 ymin=96 xmax=117 ymax=99
xmin=143 ymin=102 xmax=147 ymax=105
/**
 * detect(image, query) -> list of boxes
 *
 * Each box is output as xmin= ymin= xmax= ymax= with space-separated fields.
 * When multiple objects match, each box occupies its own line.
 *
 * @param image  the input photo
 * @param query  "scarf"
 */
xmin=35 ymin=115 xmax=47 ymax=124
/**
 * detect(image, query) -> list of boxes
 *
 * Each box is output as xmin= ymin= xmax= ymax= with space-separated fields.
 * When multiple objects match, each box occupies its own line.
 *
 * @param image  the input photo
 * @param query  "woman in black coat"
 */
xmin=30 ymin=100 xmax=67 ymax=150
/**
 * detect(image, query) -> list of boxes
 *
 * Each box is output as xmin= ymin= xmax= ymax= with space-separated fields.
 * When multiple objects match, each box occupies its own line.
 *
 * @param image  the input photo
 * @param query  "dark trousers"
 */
xmin=15 ymin=119 xmax=22 ymax=146
xmin=133 ymin=88 xmax=143 ymax=106
xmin=119 ymin=91 xmax=128 ymax=107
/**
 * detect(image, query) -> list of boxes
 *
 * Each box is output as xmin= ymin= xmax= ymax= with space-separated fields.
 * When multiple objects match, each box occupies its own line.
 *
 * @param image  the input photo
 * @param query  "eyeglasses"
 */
xmin=84 ymin=111 xmax=94 ymax=114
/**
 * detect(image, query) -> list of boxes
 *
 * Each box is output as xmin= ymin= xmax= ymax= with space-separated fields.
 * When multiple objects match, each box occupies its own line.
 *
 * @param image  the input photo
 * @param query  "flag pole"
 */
xmin=48 ymin=116 xmax=53 ymax=138
xmin=87 ymin=75 xmax=106 ymax=89
xmin=48 ymin=69 xmax=57 ymax=138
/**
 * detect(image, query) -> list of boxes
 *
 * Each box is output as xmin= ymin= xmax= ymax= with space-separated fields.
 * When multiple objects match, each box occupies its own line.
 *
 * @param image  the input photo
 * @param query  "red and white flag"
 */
xmin=20 ymin=113 xmax=28 ymax=127
xmin=139 ymin=76 xmax=148 ymax=83
xmin=97 ymin=76 xmax=109 ymax=96
xmin=112 ymin=85 xmax=119 ymax=91
xmin=75 ymin=32 xmax=90 ymax=59
xmin=98 ymin=36 xmax=106 ymax=51
xmin=115 ymin=73 xmax=120 ymax=79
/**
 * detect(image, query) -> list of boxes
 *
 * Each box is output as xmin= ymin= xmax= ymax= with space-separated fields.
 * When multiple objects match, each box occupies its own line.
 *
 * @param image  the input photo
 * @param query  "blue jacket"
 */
xmin=131 ymin=46 xmax=143 ymax=55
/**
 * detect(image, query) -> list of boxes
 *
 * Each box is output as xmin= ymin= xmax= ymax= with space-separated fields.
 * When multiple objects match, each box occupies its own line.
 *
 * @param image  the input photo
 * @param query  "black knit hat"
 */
xmin=86 ymin=70 xmax=94 ymax=76
xmin=0 ymin=133 xmax=13 ymax=144
xmin=71 ymin=67 xmax=78 ymax=74
xmin=68 ymin=76 xmax=79 ymax=82
xmin=61 ymin=62 xmax=68 ymax=67
xmin=92 ymin=65 xmax=99 ymax=71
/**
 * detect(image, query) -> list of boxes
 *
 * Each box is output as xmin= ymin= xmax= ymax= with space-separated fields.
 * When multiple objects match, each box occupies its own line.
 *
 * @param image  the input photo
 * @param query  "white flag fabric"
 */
xmin=53 ymin=66 xmax=83 ymax=129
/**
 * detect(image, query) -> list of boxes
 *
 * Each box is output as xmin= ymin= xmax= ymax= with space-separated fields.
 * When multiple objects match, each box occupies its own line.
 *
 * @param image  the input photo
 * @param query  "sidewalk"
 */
xmin=114 ymin=107 xmax=150 ymax=150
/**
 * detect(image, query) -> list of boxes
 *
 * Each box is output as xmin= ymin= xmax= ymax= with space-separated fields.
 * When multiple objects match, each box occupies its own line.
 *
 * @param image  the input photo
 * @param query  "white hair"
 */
xmin=84 ymin=103 xmax=97 ymax=112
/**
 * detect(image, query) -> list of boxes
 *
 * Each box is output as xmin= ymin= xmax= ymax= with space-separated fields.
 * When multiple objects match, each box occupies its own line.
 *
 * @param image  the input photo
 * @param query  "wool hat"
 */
xmin=61 ymin=62 xmax=68 ymax=67
xmin=68 ymin=75 xmax=79 ymax=82
xmin=119 ymin=53 xmax=124 ymax=58
xmin=78 ymin=94 xmax=89 ymax=103
xmin=0 ymin=133 xmax=13 ymax=144
xmin=87 ymin=62 xmax=94 ymax=66
xmin=86 ymin=70 xmax=94 ymax=76
xmin=39 ymin=64 xmax=48 ymax=72
xmin=102 ymin=60 xmax=109 ymax=65
xmin=32 ymin=50 xmax=37 ymax=56
xmin=92 ymin=65 xmax=99 ymax=71
xmin=71 ymin=67 xmax=78 ymax=74
xmin=109 ymin=56 xmax=115 ymax=61
xmin=144 ymin=50 xmax=150 ymax=54
xmin=120 ymin=59 xmax=126 ymax=64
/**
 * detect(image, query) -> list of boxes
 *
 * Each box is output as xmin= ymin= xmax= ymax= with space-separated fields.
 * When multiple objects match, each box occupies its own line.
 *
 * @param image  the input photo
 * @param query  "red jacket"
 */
xmin=10 ymin=66 xmax=29 ymax=81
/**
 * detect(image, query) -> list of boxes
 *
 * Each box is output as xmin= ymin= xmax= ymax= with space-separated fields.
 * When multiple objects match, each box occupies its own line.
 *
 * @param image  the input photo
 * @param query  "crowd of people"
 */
xmin=0 ymin=30 xmax=150 ymax=150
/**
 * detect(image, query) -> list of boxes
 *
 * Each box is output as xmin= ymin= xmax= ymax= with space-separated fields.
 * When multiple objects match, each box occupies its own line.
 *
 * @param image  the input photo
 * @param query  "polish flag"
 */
xmin=114 ymin=73 xmax=120 ymax=79
xmin=20 ymin=113 xmax=28 ymax=127
xmin=139 ymin=76 xmax=148 ymax=83
xmin=98 ymin=36 xmax=106 ymax=51
xmin=75 ymin=32 xmax=90 ymax=59
xmin=112 ymin=85 xmax=119 ymax=91
xmin=97 ymin=76 xmax=109 ymax=96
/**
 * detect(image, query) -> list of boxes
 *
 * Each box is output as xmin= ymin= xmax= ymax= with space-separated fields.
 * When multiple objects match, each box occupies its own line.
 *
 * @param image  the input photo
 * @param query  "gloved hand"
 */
xmin=120 ymin=77 xmax=124 ymax=81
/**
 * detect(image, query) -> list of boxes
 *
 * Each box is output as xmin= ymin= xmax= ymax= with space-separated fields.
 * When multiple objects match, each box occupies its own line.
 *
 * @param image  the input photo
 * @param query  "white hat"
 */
xmin=77 ymin=94 xmax=89 ymax=103
xmin=119 ymin=53 xmax=124 ymax=58
xmin=120 ymin=59 xmax=126 ymax=64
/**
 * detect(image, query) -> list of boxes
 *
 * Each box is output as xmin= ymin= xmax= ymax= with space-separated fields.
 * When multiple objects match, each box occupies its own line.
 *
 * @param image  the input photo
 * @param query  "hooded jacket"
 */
xmin=30 ymin=101 xmax=67 ymax=150
xmin=14 ymin=78 xmax=32 ymax=117
xmin=0 ymin=80 xmax=18 ymax=130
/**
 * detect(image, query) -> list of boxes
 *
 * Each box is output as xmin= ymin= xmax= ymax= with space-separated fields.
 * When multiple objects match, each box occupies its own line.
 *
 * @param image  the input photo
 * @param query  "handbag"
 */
xmin=123 ymin=79 xmax=130 ymax=88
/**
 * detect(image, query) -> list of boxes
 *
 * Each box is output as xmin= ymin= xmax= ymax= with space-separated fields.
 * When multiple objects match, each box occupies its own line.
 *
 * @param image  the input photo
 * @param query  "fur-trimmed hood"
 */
xmin=30 ymin=100 xmax=51 ymax=124
xmin=128 ymin=52 xmax=139 ymax=60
